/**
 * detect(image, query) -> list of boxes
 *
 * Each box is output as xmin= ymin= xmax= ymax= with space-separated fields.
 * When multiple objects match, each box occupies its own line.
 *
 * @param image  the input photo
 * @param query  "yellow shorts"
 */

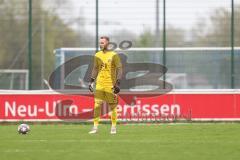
xmin=94 ymin=85 xmax=118 ymax=104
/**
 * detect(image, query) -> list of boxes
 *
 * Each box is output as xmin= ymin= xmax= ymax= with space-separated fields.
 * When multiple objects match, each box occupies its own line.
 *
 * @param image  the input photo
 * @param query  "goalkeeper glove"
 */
xmin=89 ymin=78 xmax=95 ymax=92
xmin=113 ymin=79 xmax=121 ymax=94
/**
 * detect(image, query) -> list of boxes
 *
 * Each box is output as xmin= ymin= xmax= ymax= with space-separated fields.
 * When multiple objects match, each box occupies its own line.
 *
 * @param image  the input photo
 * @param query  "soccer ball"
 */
xmin=18 ymin=124 xmax=30 ymax=134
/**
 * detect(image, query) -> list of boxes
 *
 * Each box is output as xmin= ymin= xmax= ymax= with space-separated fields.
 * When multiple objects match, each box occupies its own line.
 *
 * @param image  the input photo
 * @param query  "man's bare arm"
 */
xmin=91 ymin=56 xmax=98 ymax=80
xmin=89 ymin=58 xmax=98 ymax=92
xmin=91 ymin=63 xmax=98 ymax=79
xmin=113 ymin=67 xmax=122 ymax=94
xmin=116 ymin=67 xmax=122 ymax=81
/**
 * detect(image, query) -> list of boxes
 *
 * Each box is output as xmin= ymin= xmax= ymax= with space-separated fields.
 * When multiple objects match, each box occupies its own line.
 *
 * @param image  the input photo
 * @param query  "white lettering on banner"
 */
xmin=69 ymin=105 xmax=78 ymax=116
xmin=171 ymin=104 xmax=180 ymax=115
xmin=18 ymin=105 xmax=27 ymax=117
xmin=142 ymin=104 xmax=150 ymax=115
xmin=152 ymin=104 xmax=159 ymax=115
xmin=45 ymin=101 xmax=78 ymax=117
xmin=45 ymin=101 xmax=56 ymax=117
xmin=118 ymin=100 xmax=181 ymax=117
xmin=5 ymin=101 xmax=79 ymax=118
xmin=5 ymin=101 xmax=16 ymax=116
xmin=4 ymin=100 xmax=180 ymax=118
xmin=63 ymin=105 xmax=78 ymax=116
xmin=161 ymin=104 xmax=170 ymax=116
xmin=5 ymin=102 xmax=38 ymax=117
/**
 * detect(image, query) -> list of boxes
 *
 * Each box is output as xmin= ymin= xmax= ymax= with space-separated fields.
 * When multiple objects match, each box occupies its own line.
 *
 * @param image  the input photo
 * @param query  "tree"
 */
xmin=191 ymin=6 xmax=240 ymax=47
xmin=191 ymin=5 xmax=240 ymax=88
xmin=135 ymin=26 xmax=186 ymax=47
xmin=0 ymin=0 xmax=81 ymax=89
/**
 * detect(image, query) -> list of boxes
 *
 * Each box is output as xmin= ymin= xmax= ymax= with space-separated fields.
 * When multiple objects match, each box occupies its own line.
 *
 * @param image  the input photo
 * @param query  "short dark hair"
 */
xmin=100 ymin=36 xmax=109 ymax=41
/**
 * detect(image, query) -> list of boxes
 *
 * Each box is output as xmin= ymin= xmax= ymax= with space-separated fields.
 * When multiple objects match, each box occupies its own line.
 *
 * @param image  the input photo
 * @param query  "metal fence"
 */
xmin=0 ymin=0 xmax=239 ymax=90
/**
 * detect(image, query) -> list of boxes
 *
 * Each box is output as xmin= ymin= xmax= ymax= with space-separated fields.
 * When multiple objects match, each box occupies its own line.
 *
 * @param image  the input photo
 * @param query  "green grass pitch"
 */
xmin=0 ymin=123 xmax=240 ymax=160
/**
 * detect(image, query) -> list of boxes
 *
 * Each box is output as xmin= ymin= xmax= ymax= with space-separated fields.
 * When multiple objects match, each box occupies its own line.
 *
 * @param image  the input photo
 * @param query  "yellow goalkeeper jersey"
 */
xmin=94 ymin=50 xmax=122 ymax=86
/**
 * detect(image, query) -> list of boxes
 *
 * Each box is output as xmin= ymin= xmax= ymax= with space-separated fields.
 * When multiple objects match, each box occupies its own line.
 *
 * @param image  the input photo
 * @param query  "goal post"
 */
xmin=0 ymin=69 xmax=29 ymax=90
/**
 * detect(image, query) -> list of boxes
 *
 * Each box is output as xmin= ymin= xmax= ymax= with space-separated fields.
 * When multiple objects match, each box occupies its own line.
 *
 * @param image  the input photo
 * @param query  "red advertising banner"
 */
xmin=0 ymin=90 xmax=240 ymax=121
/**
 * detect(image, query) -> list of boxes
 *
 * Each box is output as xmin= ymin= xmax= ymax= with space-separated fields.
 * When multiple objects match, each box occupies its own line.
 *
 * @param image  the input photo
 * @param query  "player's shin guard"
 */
xmin=109 ymin=103 xmax=118 ymax=126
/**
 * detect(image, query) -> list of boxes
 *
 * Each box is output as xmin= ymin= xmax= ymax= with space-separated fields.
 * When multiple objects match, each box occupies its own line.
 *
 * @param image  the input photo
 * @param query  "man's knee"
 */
xmin=108 ymin=103 xmax=118 ymax=110
xmin=94 ymin=99 xmax=104 ymax=107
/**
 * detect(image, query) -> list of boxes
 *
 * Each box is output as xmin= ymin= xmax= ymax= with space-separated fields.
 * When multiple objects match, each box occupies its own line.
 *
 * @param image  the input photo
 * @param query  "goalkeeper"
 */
xmin=88 ymin=36 xmax=122 ymax=134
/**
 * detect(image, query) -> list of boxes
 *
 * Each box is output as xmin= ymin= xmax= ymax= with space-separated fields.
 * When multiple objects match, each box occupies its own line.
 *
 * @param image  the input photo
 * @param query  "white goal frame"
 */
xmin=0 ymin=69 xmax=29 ymax=90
